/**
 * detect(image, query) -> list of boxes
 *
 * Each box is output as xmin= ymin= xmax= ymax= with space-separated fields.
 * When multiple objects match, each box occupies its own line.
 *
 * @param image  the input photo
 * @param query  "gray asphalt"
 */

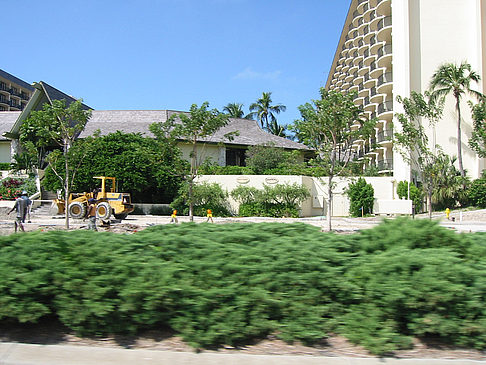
xmin=0 ymin=343 xmax=485 ymax=365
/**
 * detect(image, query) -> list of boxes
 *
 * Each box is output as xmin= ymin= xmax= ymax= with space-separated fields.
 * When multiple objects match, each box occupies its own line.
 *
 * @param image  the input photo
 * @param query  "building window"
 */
xmin=225 ymin=148 xmax=246 ymax=166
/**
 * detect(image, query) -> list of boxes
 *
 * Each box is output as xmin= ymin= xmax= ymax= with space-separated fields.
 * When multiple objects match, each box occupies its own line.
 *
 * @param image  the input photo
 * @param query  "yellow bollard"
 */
xmin=445 ymin=207 xmax=450 ymax=220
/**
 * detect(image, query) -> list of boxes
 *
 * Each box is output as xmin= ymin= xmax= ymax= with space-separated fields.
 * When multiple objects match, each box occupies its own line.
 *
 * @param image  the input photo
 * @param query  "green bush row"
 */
xmin=0 ymin=219 xmax=485 ymax=355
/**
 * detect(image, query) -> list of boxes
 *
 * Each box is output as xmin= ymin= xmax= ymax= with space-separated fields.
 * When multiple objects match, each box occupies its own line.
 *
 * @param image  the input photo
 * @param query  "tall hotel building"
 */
xmin=326 ymin=0 xmax=486 ymax=181
xmin=0 ymin=69 xmax=34 ymax=111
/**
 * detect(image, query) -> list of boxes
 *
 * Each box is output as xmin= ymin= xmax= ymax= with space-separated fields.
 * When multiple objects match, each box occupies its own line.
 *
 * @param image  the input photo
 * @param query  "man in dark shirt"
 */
xmin=8 ymin=192 xmax=28 ymax=232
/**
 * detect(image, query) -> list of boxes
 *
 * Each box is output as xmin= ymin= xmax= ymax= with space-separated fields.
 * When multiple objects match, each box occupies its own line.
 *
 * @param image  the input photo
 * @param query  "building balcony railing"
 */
xmin=0 ymin=98 xmax=9 ymax=105
xmin=378 ymin=101 xmax=393 ymax=115
xmin=377 ymin=44 xmax=392 ymax=58
xmin=377 ymin=16 xmax=392 ymax=31
xmin=0 ymin=84 xmax=9 ymax=92
xmin=377 ymin=72 xmax=393 ymax=86
xmin=377 ymin=129 xmax=393 ymax=142
xmin=377 ymin=158 xmax=393 ymax=171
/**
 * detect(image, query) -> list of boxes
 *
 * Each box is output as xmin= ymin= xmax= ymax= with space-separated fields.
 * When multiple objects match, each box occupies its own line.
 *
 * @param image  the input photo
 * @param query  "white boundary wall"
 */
xmin=198 ymin=175 xmax=412 ymax=217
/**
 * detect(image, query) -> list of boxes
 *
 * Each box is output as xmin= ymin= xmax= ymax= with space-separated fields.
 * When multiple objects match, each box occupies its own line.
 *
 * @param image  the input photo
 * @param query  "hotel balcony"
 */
xmin=377 ymin=100 xmax=393 ymax=119
xmin=377 ymin=128 xmax=393 ymax=145
xmin=377 ymin=71 xmax=393 ymax=94
xmin=369 ymin=13 xmax=383 ymax=31
xmin=377 ymin=44 xmax=392 ymax=68
xmin=376 ymin=0 xmax=391 ymax=16
xmin=357 ymin=0 xmax=368 ymax=13
xmin=377 ymin=16 xmax=392 ymax=42
xmin=377 ymin=158 xmax=393 ymax=173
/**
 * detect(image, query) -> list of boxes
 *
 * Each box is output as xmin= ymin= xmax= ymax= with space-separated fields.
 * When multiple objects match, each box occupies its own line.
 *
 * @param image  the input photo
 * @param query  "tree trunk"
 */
xmin=456 ymin=97 xmax=465 ymax=178
xmin=64 ymin=139 xmax=70 ymax=229
xmin=427 ymin=188 xmax=433 ymax=220
xmin=188 ymin=138 xmax=197 ymax=222
xmin=327 ymin=175 xmax=333 ymax=231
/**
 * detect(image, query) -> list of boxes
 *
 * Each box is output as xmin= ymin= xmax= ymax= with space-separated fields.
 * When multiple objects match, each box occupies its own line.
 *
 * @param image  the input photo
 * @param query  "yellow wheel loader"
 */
xmin=55 ymin=176 xmax=134 ymax=220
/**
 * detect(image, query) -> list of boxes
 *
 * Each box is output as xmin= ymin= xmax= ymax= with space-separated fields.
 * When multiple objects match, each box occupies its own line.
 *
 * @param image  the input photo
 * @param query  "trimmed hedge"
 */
xmin=0 ymin=219 xmax=485 ymax=354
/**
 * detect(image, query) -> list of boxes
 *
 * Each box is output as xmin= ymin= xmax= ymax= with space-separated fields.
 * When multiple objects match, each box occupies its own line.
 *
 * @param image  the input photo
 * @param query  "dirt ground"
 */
xmin=0 ymin=319 xmax=485 ymax=360
xmin=0 ymin=207 xmax=485 ymax=359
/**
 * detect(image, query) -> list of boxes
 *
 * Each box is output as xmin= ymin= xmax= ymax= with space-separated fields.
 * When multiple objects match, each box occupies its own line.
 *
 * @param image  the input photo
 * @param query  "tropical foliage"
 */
xmin=248 ymin=92 xmax=287 ymax=134
xmin=429 ymin=61 xmax=483 ymax=177
xmin=222 ymin=102 xmax=246 ymax=118
xmin=469 ymin=99 xmax=486 ymax=158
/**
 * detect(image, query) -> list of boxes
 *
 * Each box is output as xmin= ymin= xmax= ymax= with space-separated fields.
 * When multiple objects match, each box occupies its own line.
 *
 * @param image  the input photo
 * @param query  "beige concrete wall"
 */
xmin=0 ymin=141 xmax=11 ymax=163
xmin=199 ymin=175 xmax=411 ymax=217
xmin=178 ymin=143 xmax=224 ymax=166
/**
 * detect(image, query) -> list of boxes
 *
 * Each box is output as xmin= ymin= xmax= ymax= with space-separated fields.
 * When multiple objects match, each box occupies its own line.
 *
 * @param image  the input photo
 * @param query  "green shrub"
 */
xmin=346 ymin=177 xmax=374 ymax=217
xmin=0 ymin=162 xmax=11 ymax=171
xmin=231 ymin=183 xmax=310 ymax=217
xmin=397 ymin=181 xmax=423 ymax=212
xmin=467 ymin=174 xmax=486 ymax=208
xmin=171 ymin=181 xmax=232 ymax=217
xmin=198 ymin=161 xmax=255 ymax=175
xmin=0 ymin=219 xmax=485 ymax=354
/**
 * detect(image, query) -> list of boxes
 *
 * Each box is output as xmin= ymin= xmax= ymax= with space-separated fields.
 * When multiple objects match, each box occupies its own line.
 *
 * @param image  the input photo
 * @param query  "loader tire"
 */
xmin=96 ymin=202 xmax=112 ymax=220
xmin=69 ymin=202 xmax=86 ymax=219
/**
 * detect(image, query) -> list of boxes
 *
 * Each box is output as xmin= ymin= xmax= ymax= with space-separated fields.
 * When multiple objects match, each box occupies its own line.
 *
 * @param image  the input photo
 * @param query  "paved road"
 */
xmin=1 ymin=343 xmax=485 ymax=365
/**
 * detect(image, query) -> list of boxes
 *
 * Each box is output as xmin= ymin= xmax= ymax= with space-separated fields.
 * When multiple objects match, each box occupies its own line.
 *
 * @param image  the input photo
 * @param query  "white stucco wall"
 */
xmin=199 ymin=175 xmax=411 ymax=217
xmin=404 ymin=0 xmax=485 ymax=179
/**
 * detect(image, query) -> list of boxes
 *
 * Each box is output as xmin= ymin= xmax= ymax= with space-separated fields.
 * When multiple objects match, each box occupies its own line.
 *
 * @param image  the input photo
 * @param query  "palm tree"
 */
xmin=268 ymin=119 xmax=287 ymax=137
xmin=223 ymin=102 xmax=245 ymax=118
xmin=248 ymin=92 xmax=286 ymax=131
xmin=429 ymin=61 xmax=482 ymax=177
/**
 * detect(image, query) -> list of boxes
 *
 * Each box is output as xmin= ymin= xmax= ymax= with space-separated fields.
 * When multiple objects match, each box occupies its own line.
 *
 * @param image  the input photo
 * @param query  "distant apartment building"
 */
xmin=326 ymin=0 xmax=486 ymax=181
xmin=0 ymin=69 xmax=34 ymax=111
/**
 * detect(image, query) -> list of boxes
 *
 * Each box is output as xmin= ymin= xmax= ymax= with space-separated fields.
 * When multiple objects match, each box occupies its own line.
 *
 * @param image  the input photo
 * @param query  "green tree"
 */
xmin=151 ymin=102 xmax=234 ymax=221
xmin=394 ymin=91 xmax=444 ymax=217
xmin=292 ymin=88 xmax=376 ymax=230
xmin=468 ymin=99 xmax=486 ymax=157
xmin=429 ymin=61 xmax=483 ymax=177
xmin=346 ymin=177 xmax=374 ymax=217
xmin=20 ymin=99 xmax=91 ymax=229
xmin=267 ymin=119 xmax=288 ymax=138
xmin=430 ymin=154 xmax=470 ymax=210
xmin=222 ymin=102 xmax=245 ymax=118
xmin=43 ymin=132 xmax=188 ymax=203
xmin=248 ymin=92 xmax=286 ymax=132
xmin=245 ymin=144 xmax=297 ymax=174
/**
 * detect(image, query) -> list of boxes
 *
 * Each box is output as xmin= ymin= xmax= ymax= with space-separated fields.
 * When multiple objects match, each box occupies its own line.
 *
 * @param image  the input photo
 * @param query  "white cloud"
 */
xmin=232 ymin=67 xmax=282 ymax=80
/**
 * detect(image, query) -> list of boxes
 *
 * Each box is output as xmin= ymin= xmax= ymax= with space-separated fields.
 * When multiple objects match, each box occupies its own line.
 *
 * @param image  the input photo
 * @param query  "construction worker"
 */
xmin=170 ymin=209 xmax=178 ymax=223
xmin=206 ymin=208 xmax=213 ymax=223
xmin=20 ymin=191 xmax=32 ymax=223
xmin=87 ymin=198 xmax=98 ymax=231
xmin=8 ymin=192 xmax=29 ymax=232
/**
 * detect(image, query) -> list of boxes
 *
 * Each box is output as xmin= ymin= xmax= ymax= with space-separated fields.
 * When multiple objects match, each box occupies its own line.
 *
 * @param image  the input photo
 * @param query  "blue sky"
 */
xmin=3 ymin=0 xmax=350 ymax=126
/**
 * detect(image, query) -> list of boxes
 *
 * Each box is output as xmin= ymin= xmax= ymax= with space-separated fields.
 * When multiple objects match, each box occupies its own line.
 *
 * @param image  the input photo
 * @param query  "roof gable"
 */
xmin=5 ymin=81 xmax=91 ymax=139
